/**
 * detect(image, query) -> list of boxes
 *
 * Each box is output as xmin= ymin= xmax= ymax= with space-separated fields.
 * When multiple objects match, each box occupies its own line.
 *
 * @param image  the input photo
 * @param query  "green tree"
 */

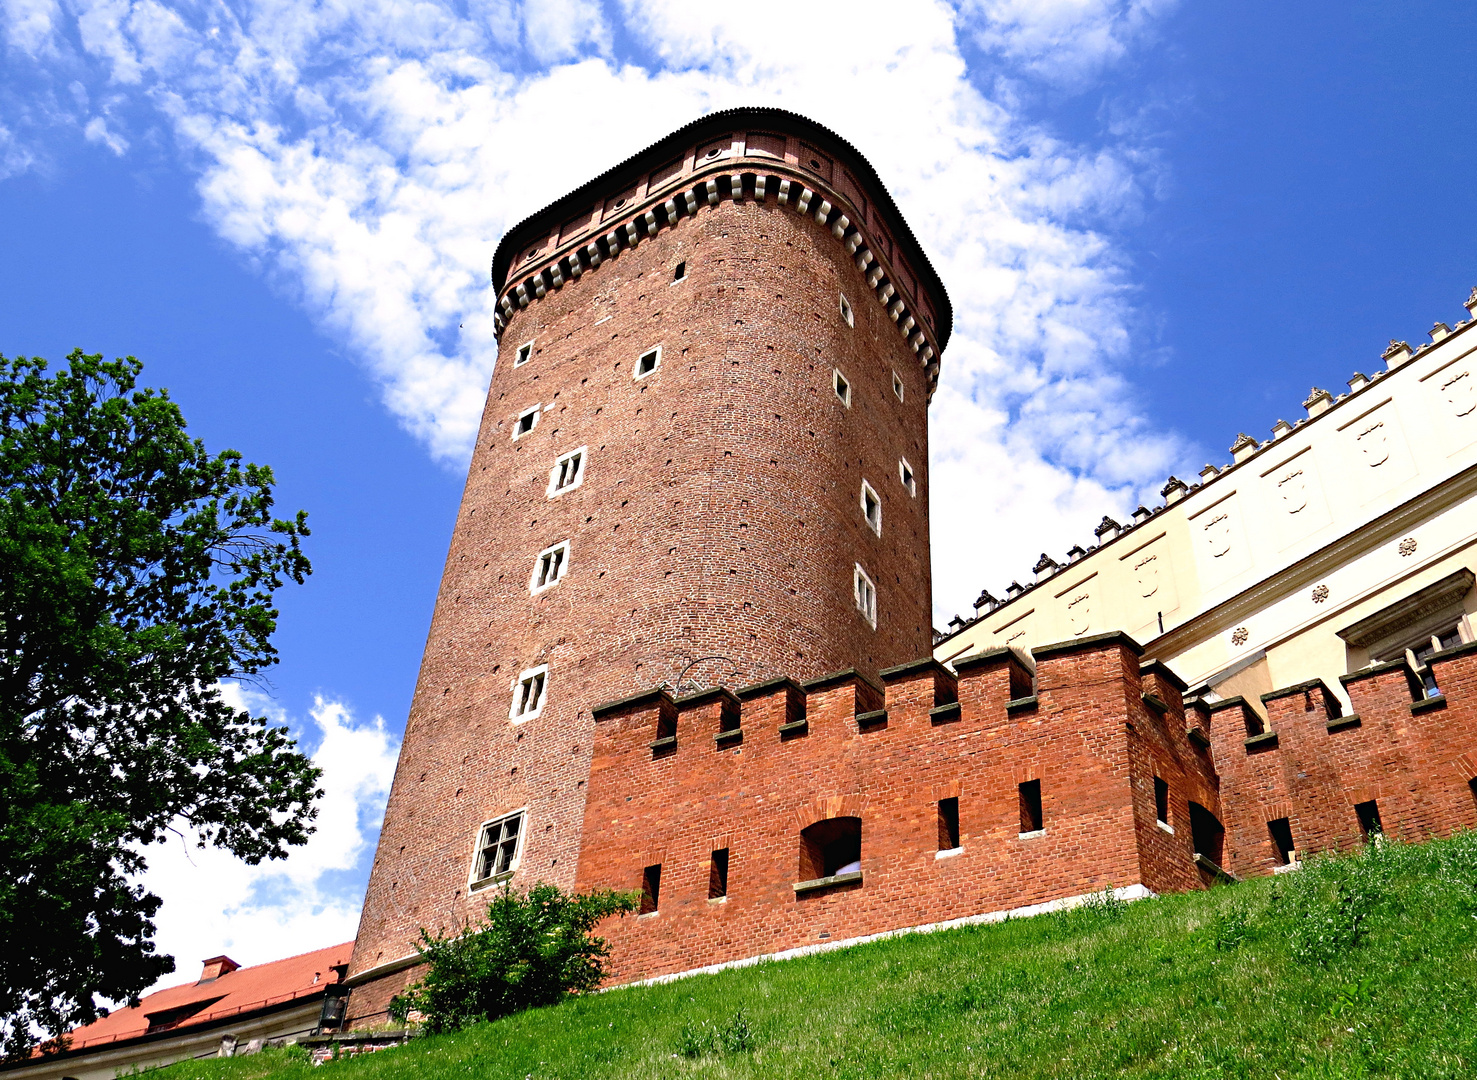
xmin=389 ymin=883 xmax=639 ymax=1032
xmin=0 ymin=350 xmax=321 ymax=1057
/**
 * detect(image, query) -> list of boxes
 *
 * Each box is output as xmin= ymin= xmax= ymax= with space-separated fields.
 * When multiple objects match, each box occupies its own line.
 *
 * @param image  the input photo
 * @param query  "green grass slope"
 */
xmin=166 ymin=833 xmax=1477 ymax=1080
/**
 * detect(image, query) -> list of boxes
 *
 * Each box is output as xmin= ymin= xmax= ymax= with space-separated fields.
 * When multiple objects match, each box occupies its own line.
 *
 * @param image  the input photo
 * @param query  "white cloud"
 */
xmin=82 ymin=113 xmax=126 ymax=152
xmin=0 ymin=0 xmax=1196 ymax=621
xmin=130 ymin=690 xmax=399 ymax=993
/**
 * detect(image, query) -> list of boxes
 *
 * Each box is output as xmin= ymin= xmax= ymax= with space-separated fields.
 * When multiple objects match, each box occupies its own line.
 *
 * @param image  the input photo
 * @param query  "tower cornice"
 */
xmin=491 ymin=108 xmax=952 ymax=395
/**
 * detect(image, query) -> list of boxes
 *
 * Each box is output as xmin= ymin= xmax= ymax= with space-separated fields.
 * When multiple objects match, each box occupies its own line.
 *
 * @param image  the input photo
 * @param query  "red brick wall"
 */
xmin=346 ymin=146 xmax=936 ymax=1019
xmin=574 ymin=634 xmax=1217 ymax=985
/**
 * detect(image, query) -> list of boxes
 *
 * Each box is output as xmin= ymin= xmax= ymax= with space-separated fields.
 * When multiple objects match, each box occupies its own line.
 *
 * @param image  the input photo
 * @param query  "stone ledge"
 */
xmin=778 ymin=718 xmax=810 ymax=739
xmin=856 ymin=708 xmax=888 ymax=730
xmin=713 ymin=728 xmax=743 ymax=747
xmin=1326 ymin=714 xmax=1363 ymax=733
xmin=1411 ymin=695 xmax=1448 ymax=715
xmin=1245 ymin=731 xmax=1280 ymax=752
xmin=929 ymin=702 xmax=962 ymax=724
xmin=1006 ymin=694 xmax=1038 ymax=713
xmin=793 ymin=871 xmax=863 ymax=895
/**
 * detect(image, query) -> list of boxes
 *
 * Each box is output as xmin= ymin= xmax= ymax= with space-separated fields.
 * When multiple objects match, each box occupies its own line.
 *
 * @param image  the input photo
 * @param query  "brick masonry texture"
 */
xmin=346 ymin=115 xmax=939 ymax=1024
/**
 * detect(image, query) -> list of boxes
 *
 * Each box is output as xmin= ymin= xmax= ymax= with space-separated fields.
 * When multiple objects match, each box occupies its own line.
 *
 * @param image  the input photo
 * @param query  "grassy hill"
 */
xmin=165 ymin=833 xmax=1477 ymax=1080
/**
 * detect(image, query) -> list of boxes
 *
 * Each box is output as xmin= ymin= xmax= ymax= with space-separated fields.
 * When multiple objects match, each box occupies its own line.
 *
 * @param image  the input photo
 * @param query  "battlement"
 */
xmin=573 ymin=632 xmax=1477 ymax=985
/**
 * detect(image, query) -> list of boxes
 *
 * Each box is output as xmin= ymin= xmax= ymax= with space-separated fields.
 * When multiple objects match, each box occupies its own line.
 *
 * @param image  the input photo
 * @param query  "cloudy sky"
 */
xmin=1 ymin=0 xmax=1472 ymax=992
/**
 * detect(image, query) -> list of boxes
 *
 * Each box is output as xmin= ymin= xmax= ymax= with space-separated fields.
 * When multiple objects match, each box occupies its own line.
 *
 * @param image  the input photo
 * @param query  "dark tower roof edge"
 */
xmin=490 ymin=107 xmax=952 ymax=354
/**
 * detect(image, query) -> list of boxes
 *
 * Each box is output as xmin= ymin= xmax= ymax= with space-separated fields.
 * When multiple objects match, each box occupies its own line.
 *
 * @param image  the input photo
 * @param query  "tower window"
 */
xmin=892 ymin=371 xmax=904 ymax=402
xmin=937 ymin=798 xmax=960 ymax=851
xmin=839 ymin=294 xmax=854 ymax=326
xmin=860 ymin=480 xmax=882 ymax=536
xmin=510 ymin=665 xmax=548 ymax=722
xmin=513 ymin=405 xmax=540 ymax=440
xmin=1154 ymin=776 xmax=1171 ymax=831
xmin=1355 ymin=800 xmax=1383 ymax=840
xmin=469 ymin=810 xmax=525 ymax=889
xmin=514 ymin=340 xmax=534 ymax=367
xmin=800 ymin=817 xmax=862 ymax=880
xmin=640 ymin=864 xmax=662 ymax=914
xmin=548 ymin=446 xmax=587 ymax=497
xmin=1019 ymin=780 xmax=1043 ymax=835
xmin=1268 ymin=817 xmax=1296 ymax=865
xmin=708 ymin=848 xmax=729 ymax=899
xmin=673 ymin=261 xmax=686 ymax=282
xmin=833 ymin=369 xmax=851 ymax=407
xmin=635 ymin=346 xmax=661 ymax=380
xmin=530 ymin=541 xmax=570 ymax=594
xmin=854 ymin=564 xmax=877 ymax=628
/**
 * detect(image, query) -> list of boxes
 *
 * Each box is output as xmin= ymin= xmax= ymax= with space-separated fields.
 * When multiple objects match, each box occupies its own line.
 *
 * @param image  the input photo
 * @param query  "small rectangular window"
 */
xmin=833 ymin=369 xmax=851 ymax=407
xmin=530 ymin=541 xmax=570 ymax=594
xmin=860 ymin=480 xmax=881 ymax=536
xmin=673 ymin=261 xmax=686 ymax=282
xmin=510 ymin=665 xmax=548 ymax=722
xmin=1268 ymin=817 xmax=1296 ymax=865
xmin=640 ymin=864 xmax=662 ymax=914
xmin=548 ymin=446 xmax=587 ymax=497
xmin=899 ymin=458 xmax=916 ymax=496
xmin=937 ymin=798 xmax=960 ymax=851
xmin=470 ymin=811 xmax=525 ymax=888
xmin=514 ymin=340 xmax=534 ymax=367
xmin=1154 ymin=776 xmax=1170 ymax=826
xmin=1355 ymin=800 xmax=1383 ymax=840
xmin=708 ymin=849 xmax=729 ymax=899
xmin=514 ymin=405 xmax=539 ymax=439
xmin=839 ymin=294 xmax=854 ymax=326
xmin=854 ymin=564 xmax=877 ymax=628
xmin=1019 ymin=780 xmax=1043 ymax=835
xmin=892 ymin=371 xmax=904 ymax=402
xmin=635 ymin=346 xmax=661 ymax=379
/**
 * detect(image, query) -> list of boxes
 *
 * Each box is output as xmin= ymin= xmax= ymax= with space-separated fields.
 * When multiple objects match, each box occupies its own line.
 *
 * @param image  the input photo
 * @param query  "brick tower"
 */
xmin=344 ymin=109 xmax=951 ymax=1022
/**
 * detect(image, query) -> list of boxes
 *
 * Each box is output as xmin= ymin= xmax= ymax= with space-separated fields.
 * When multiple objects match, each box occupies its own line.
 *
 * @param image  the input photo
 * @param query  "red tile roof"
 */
xmin=53 ymin=942 xmax=353 ymax=1053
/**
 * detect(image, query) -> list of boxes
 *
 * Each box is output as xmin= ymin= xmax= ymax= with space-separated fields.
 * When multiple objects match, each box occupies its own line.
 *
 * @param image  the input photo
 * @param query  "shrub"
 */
xmin=1277 ymin=849 xmax=1383 ymax=966
xmin=388 ymin=883 xmax=638 ymax=1032
xmin=1210 ymin=902 xmax=1252 ymax=951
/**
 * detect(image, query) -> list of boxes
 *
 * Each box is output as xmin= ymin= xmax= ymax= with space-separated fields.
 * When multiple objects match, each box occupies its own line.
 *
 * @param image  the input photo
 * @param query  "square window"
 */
xmin=899 ymin=458 xmax=916 ymax=497
xmin=708 ymin=848 xmax=729 ymax=900
xmin=530 ymin=541 xmax=570 ymax=594
xmin=839 ymin=294 xmax=854 ymax=327
xmin=635 ymin=346 xmax=661 ymax=379
xmin=510 ymin=665 xmax=548 ymax=722
xmin=513 ymin=405 xmax=540 ymax=440
xmin=833 ymin=369 xmax=851 ymax=407
xmin=469 ymin=810 xmax=525 ymax=889
xmin=854 ymin=564 xmax=877 ymax=628
xmin=673 ymin=261 xmax=687 ymax=283
xmin=860 ymin=480 xmax=882 ymax=536
xmin=892 ymin=371 xmax=904 ymax=402
xmin=514 ymin=340 xmax=534 ymax=367
xmin=1019 ymin=780 xmax=1043 ymax=835
xmin=548 ymin=446 xmax=587 ymax=497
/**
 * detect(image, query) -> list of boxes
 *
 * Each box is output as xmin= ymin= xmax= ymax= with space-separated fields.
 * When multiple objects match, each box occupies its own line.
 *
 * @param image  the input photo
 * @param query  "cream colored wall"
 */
xmin=939 ymin=300 xmax=1477 ymax=710
xmin=1 ymin=1003 xmax=322 ymax=1080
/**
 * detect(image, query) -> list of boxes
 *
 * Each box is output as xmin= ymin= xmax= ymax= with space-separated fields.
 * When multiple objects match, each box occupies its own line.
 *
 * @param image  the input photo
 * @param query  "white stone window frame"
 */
xmin=510 ymin=664 xmax=549 ymax=723
xmin=547 ymin=446 xmax=588 ymax=498
xmin=833 ymin=368 xmax=852 ymax=408
xmin=860 ymin=480 xmax=882 ymax=537
xmin=513 ymin=404 xmax=541 ymax=441
xmin=899 ymin=457 xmax=917 ymax=497
xmin=530 ymin=540 xmax=571 ymax=595
xmin=839 ymin=293 xmax=854 ymax=327
xmin=854 ymin=564 xmax=877 ymax=629
xmin=514 ymin=339 xmax=535 ymax=367
xmin=468 ymin=807 xmax=528 ymax=891
xmin=892 ymin=371 xmax=904 ymax=403
xmin=634 ymin=345 xmax=662 ymax=381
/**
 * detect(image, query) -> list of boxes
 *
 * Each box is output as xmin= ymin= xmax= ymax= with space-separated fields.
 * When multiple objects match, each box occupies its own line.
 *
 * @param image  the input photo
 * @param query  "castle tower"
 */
xmin=345 ymin=109 xmax=951 ymax=1022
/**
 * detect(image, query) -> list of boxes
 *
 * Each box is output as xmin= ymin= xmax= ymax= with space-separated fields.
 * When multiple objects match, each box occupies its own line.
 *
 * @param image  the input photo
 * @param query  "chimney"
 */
xmin=973 ymin=589 xmax=999 ymax=615
xmin=1198 ymin=464 xmax=1219 ymax=481
xmin=1032 ymin=553 xmax=1060 ymax=582
xmin=1229 ymin=432 xmax=1259 ymax=463
xmin=1066 ymin=544 xmax=1086 ymax=562
xmin=1302 ymin=387 xmax=1333 ymax=418
xmin=1270 ymin=419 xmax=1293 ymax=440
xmin=1131 ymin=505 xmax=1152 ymax=525
xmin=1006 ymin=580 xmax=1025 ymax=599
xmin=199 ymin=956 xmax=240 ymax=984
xmin=1347 ymin=371 xmax=1369 ymax=393
xmin=1429 ymin=321 xmax=1451 ymax=343
xmin=1381 ymin=339 xmax=1413 ymax=369
xmin=1160 ymin=476 xmax=1188 ymax=505
xmin=1094 ymin=515 xmax=1121 ymax=542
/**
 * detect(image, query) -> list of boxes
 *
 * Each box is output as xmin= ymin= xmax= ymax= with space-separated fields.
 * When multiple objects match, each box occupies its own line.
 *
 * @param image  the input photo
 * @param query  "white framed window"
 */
xmin=510 ymin=665 xmax=548 ymax=722
xmin=469 ymin=809 xmax=526 ymax=889
xmin=547 ymin=446 xmax=587 ymax=497
xmin=833 ymin=369 xmax=852 ymax=407
xmin=530 ymin=540 xmax=570 ymax=594
xmin=672 ymin=261 xmax=687 ymax=283
xmin=513 ymin=404 xmax=540 ymax=440
xmin=899 ymin=457 xmax=916 ymax=497
xmin=635 ymin=346 xmax=661 ymax=380
xmin=514 ymin=340 xmax=535 ymax=367
xmin=892 ymin=371 xmax=904 ymax=402
xmin=860 ymin=480 xmax=882 ymax=536
xmin=854 ymin=565 xmax=877 ymax=628
xmin=839 ymin=294 xmax=854 ymax=327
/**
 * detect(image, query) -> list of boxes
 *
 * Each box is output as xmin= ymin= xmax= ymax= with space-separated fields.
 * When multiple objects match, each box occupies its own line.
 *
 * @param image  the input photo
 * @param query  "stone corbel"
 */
xmin=814 ymin=198 xmax=832 ymax=223
xmin=831 ymin=213 xmax=849 ymax=240
xmin=730 ymin=174 xmax=744 ymax=203
xmin=706 ymin=178 xmax=720 ymax=206
xmin=777 ymin=178 xmax=791 ymax=205
xmin=796 ymin=188 xmax=814 ymax=213
xmin=754 ymin=175 xmax=767 ymax=200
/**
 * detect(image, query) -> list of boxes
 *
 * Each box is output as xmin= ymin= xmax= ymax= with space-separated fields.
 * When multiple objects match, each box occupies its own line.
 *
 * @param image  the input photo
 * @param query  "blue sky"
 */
xmin=1 ymin=0 xmax=1472 ymax=984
